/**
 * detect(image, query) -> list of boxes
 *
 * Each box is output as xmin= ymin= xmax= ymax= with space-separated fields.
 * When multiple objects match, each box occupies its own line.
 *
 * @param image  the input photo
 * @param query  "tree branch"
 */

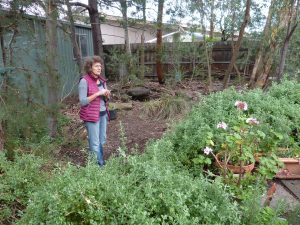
xmin=286 ymin=22 xmax=298 ymax=41
xmin=105 ymin=3 xmax=121 ymax=12
xmin=69 ymin=1 xmax=90 ymax=11
xmin=8 ymin=28 xmax=18 ymax=65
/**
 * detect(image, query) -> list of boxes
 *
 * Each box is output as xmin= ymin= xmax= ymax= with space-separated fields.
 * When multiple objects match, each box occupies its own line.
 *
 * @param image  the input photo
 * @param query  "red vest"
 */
xmin=98 ymin=76 xmax=110 ymax=120
xmin=79 ymin=74 xmax=100 ymax=122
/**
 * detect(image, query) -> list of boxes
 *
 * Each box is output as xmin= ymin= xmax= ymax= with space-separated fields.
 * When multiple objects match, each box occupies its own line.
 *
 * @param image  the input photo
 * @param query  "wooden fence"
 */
xmin=104 ymin=41 xmax=254 ymax=80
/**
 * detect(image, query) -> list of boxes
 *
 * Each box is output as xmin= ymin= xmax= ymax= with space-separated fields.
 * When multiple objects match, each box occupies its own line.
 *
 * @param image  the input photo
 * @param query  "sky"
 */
xmin=77 ymin=0 xmax=269 ymax=31
xmin=0 ymin=0 xmax=266 ymax=32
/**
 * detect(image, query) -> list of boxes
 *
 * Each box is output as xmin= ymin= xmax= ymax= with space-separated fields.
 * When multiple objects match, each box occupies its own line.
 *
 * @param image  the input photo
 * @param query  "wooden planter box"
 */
xmin=275 ymin=158 xmax=300 ymax=179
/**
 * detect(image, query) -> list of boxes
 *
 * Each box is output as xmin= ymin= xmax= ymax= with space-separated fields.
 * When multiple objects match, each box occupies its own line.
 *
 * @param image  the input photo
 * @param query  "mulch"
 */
xmin=59 ymin=79 xmax=226 ymax=166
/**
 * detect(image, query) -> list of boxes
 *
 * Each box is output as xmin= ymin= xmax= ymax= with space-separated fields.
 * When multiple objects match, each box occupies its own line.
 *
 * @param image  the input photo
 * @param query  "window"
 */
xmin=73 ymin=34 xmax=88 ymax=58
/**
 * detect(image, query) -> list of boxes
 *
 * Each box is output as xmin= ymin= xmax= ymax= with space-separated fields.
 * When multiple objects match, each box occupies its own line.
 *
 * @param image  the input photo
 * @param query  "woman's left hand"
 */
xmin=105 ymin=90 xmax=111 ymax=99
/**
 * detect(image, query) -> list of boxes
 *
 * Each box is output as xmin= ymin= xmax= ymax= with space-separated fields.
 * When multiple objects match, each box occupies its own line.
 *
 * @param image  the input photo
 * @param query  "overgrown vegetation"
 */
xmin=1 ymin=0 xmax=300 ymax=223
xmin=0 ymin=95 xmax=48 ymax=159
xmin=169 ymin=79 xmax=300 ymax=173
xmin=0 ymin=152 xmax=47 ymax=224
xmin=1 ymin=79 xmax=300 ymax=224
xmin=17 ymin=143 xmax=241 ymax=224
xmin=286 ymin=203 xmax=300 ymax=225
xmin=142 ymin=93 xmax=191 ymax=120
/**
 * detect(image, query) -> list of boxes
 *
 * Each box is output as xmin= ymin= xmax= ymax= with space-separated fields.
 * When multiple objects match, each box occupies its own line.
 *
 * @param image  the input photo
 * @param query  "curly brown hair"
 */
xmin=83 ymin=56 xmax=103 ymax=74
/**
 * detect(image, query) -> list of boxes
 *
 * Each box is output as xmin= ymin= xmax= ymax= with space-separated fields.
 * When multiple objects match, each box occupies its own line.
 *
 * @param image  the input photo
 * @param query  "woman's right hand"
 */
xmin=98 ymin=89 xmax=108 ymax=96
xmin=88 ymin=89 xmax=109 ymax=103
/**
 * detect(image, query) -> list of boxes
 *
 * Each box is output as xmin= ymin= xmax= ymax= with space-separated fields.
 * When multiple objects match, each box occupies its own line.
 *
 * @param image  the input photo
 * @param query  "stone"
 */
xmin=109 ymin=102 xmax=133 ymax=110
xmin=127 ymin=87 xmax=150 ymax=101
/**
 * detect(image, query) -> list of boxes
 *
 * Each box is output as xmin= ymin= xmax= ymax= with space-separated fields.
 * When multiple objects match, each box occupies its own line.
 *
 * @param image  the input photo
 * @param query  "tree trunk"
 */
xmin=254 ymin=47 xmax=276 ymax=88
xmin=249 ymin=0 xmax=293 ymax=88
xmin=205 ymin=42 xmax=212 ymax=91
xmin=66 ymin=0 xmax=82 ymax=73
xmin=156 ymin=0 xmax=164 ymax=84
xmin=0 ymin=27 xmax=5 ymax=151
xmin=249 ymin=0 xmax=274 ymax=87
xmin=140 ymin=1 xmax=146 ymax=79
xmin=0 ymin=24 xmax=7 ymax=151
xmin=0 ymin=122 xmax=4 ymax=151
xmin=209 ymin=0 xmax=215 ymax=39
xmin=140 ymin=31 xmax=145 ymax=79
xmin=223 ymin=0 xmax=251 ymax=88
xmin=276 ymin=34 xmax=291 ymax=82
xmin=45 ymin=0 xmax=59 ymax=137
xmin=275 ymin=0 xmax=299 ymax=82
xmin=0 ymin=11 xmax=18 ymax=151
xmin=88 ymin=0 xmax=105 ymax=75
xmin=120 ymin=0 xmax=131 ymax=55
xmin=199 ymin=2 xmax=212 ymax=91
xmin=0 ymin=27 xmax=7 ymax=94
xmin=69 ymin=0 xmax=105 ymax=75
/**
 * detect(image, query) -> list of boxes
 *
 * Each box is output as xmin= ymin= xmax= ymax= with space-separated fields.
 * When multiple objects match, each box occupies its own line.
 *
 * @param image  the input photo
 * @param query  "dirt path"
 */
xmin=60 ymin=80 xmax=226 ymax=166
xmin=104 ymin=101 xmax=168 ymax=157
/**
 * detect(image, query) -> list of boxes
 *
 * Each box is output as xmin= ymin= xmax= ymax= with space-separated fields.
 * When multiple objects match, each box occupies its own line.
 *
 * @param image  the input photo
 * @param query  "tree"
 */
xmin=70 ymin=0 xmax=104 ymax=59
xmin=119 ymin=0 xmax=131 ymax=54
xmin=102 ymin=0 xmax=132 ymax=55
xmin=0 ymin=0 xmax=25 ymax=149
xmin=140 ymin=0 xmax=146 ymax=79
xmin=188 ymin=0 xmax=213 ymax=90
xmin=132 ymin=0 xmax=146 ymax=78
xmin=45 ymin=0 xmax=60 ymax=137
xmin=0 ymin=26 xmax=6 ymax=151
xmin=275 ymin=0 xmax=300 ymax=81
xmin=156 ymin=0 xmax=164 ymax=84
xmin=101 ymin=0 xmax=137 ymax=79
xmin=0 ymin=121 xmax=3 ymax=150
xmin=223 ymin=0 xmax=251 ymax=88
xmin=284 ymin=19 xmax=300 ymax=78
xmin=65 ymin=0 xmax=82 ymax=73
xmin=209 ymin=0 xmax=216 ymax=39
xmin=248 ymin=0 xmax=295 ymax=88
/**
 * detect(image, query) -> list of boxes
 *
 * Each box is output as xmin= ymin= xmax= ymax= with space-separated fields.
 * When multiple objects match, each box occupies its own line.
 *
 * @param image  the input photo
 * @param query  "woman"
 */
xmin=78 ymin=56 xmax=110 ymax=166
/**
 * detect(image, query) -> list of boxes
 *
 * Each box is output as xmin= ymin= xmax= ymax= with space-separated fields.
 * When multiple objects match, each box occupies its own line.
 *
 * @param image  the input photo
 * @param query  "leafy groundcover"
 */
xmin=2 ymin=79 xmax=300 ymax=224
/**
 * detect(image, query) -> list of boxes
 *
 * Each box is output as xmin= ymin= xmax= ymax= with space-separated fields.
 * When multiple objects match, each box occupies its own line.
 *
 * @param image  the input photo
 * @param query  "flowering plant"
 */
xmin=203 ymin=101 xmax=263 ymax=168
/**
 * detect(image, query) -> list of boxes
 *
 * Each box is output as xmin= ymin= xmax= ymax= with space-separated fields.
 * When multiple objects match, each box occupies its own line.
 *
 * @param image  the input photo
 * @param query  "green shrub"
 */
xmin=168 ymin=84 xmax=300 ymax=171
xmin=268 ymin=79 xmax=300 ymax=104
xmin=240 ymin=190 xmax=288 ymax=225
xmin=9 ymin=80 xmax=300 ymax=224
xmin=18 ymin=139 xmax=241 ymax=224
xmin=286 ymin=203 xmax=300 ymax=225
xmin=0 ymin=93 xmax=49 ymax=161
xmin=0 ymin=152 xmax=47 ymax=224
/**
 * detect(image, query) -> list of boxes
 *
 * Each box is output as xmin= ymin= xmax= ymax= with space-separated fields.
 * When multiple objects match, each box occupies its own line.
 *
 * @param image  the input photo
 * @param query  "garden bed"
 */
xmin=276 ymin=158 xmax=300 ymax=179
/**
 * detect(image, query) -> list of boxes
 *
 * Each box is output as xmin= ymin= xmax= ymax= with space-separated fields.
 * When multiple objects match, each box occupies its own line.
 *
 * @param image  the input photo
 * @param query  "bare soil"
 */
xmin=60 ymin=80 xmax=226 ymax=166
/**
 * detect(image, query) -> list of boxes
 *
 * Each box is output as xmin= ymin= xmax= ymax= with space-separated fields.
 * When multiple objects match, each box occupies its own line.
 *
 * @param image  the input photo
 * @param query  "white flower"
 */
xmin=234 ymin=100 xmax=248 ymax=111
xmin=203 ymin=147 xmax=213 ymax=155
xmin=217 ymin=122 xmax=228 ymax=130
xmin=246 ymin=117 xmax=259 ymax=125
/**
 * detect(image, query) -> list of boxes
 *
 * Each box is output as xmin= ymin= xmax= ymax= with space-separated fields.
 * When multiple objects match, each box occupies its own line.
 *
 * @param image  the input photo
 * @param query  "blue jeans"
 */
xmin=99 ymin=113 xmax=108 ymax=145
xmin=85 ymin=113 xmax=108 ymax=166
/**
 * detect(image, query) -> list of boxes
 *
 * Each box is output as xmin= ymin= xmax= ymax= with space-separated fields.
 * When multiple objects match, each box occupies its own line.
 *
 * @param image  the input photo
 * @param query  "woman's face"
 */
xmin=91 ymin=62 xmax=102 ymax=76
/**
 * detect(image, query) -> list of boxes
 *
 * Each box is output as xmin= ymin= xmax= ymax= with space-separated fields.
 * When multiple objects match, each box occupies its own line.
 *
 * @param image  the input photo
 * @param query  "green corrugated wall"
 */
xmin=0 ymin=14 xmax=93 ymax=103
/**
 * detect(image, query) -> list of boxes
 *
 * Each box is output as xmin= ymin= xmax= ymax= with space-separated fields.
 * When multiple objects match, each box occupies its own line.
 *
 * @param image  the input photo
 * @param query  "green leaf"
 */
xmin=274 ymin=132 xmax=283 ymax=140
xmin=257 ymin=130 xmax=266 ymax=138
